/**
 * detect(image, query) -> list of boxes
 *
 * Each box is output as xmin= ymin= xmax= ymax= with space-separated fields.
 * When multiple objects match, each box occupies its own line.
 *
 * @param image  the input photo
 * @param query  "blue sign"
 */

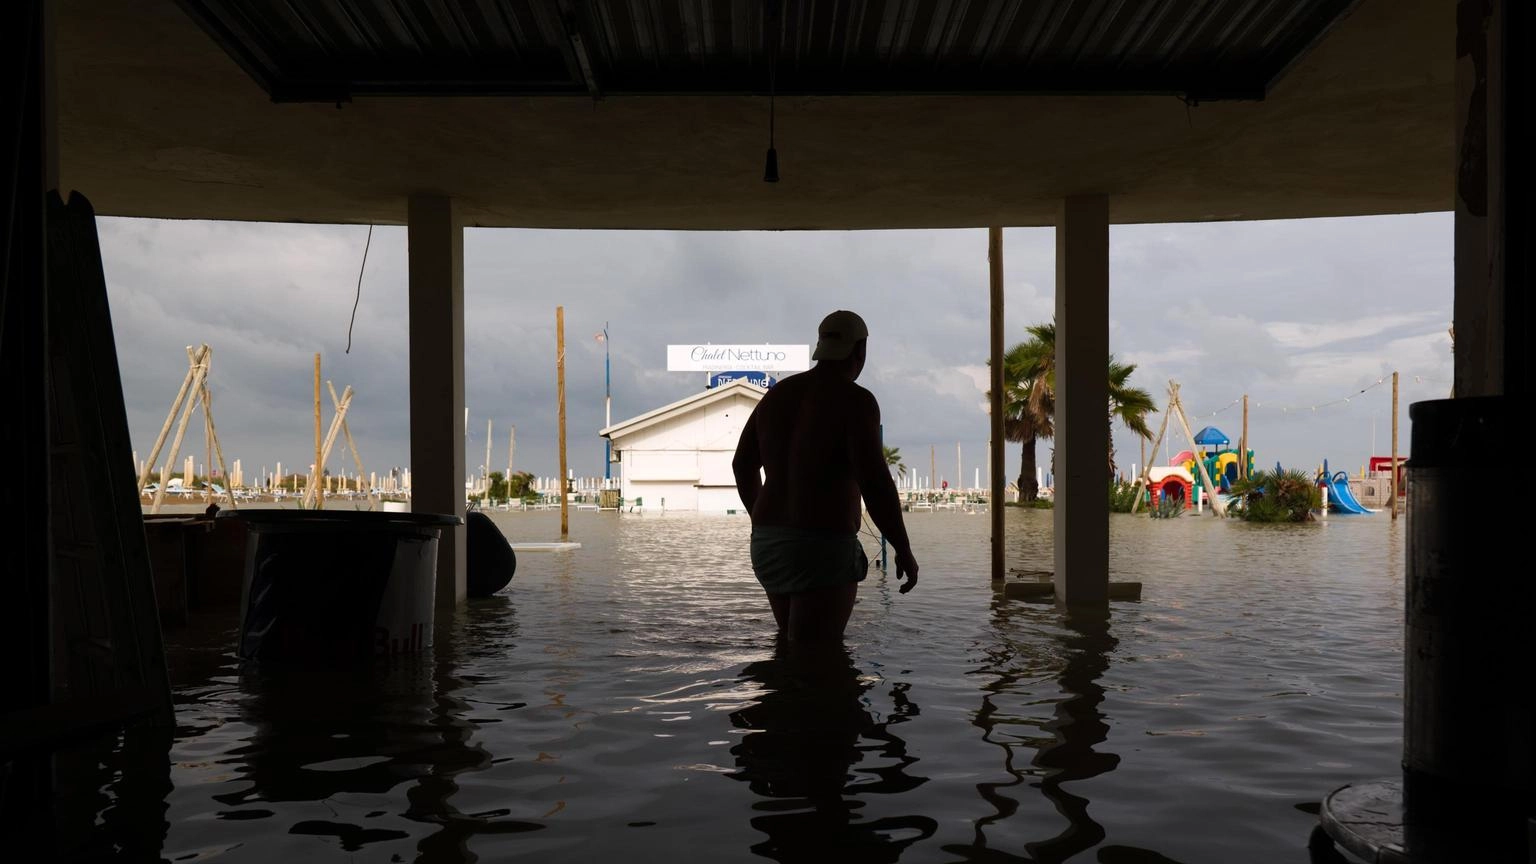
xmin=709 ymin=370 xmax=777 ymax=390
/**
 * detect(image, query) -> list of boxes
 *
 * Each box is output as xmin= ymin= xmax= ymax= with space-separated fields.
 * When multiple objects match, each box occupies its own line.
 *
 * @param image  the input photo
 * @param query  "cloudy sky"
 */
xmin=101 ymin=213 xmax=1452 ymax=488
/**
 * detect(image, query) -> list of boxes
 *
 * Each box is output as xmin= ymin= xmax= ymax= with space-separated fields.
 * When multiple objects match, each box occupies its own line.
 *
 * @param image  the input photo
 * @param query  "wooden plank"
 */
xmin=43 ymin=191 xmax=172 ymax=730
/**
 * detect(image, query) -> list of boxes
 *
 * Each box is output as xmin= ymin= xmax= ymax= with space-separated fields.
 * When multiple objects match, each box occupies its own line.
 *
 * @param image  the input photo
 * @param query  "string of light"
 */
xmin=1186 ymin=374 xmax=1445 ymax=420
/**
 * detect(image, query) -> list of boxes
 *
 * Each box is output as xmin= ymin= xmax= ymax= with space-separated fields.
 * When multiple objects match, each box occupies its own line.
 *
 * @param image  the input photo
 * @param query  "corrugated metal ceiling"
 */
xmin=174 ymin=0 xmax=1359 ymax=102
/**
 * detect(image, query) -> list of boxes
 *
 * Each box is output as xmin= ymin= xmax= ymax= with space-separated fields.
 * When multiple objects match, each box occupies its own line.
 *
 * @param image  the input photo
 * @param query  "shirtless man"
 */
xmin=732 ymin=311 xmax=919 ymax=642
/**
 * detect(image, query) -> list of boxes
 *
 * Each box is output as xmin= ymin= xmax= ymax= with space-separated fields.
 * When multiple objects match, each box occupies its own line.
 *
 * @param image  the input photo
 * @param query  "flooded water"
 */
xmin=100 ymin=509 xmax=1404 ymax=862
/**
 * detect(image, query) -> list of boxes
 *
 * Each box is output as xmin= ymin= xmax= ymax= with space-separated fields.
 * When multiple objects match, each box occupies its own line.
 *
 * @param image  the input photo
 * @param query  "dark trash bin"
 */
xmin=466 ymin=511 xmax=516 ymax=598
xmin=1404 ymin=396 xmax=1530 ymax=860
xmin=221 ymin=509 xmax=460 ymax=663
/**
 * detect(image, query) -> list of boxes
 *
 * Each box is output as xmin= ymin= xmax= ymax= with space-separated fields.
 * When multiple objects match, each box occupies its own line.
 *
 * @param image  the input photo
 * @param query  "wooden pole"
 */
xmin=200 ymin=377 xmax=236 ymax=510
xmin=557 ymin=306 xmax=569 ymax=541
xmin=303 ymin=387 xmax=353 ymax=509
xmin=328 ymin=381 xmax=373 ymax=510
xmin=1240 ymin=394 xmax=1249 ymax=479
xmin=1130 ymin=405 xmax=1171 ymax=514
xmin=988 ymin=225 xmax=1006 ymax=583
xmin=930 ymin=444 xmax=936 ymax=500
xmin=151 ymin=352 xmax=210 ymax=513
xmin=484 ymin=417 xmax=493 ymax=505
xmin=1170 ymin=381 xmax=1226 ymax=517
xmin=1390 ymin=371 xmax=1400 ymax=520
xmin=137 ymin=344 xmax=206 ymax=496
xmin=204 ymin=375 xmax=213 ymax=505
xmin=313 ymin=353 xmax=323 ymax=509
xmin=507 ymin=425 xmax=516 ymax=503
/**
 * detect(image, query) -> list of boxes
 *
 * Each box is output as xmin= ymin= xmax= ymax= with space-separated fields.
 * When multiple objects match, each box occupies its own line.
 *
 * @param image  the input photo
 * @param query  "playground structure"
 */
xmin=1317 ymin=459 xmax=1373 ymax=515
xmin=1131 ymin=382 xmax=1240 ymax=517
xmin=1172 ymin=425 xmax=1256 ymax=498
xmin=1146 ymin=465 xmax=1194 ymax=510
xmin=1127 ymin=380 xmax=1404 ymax=520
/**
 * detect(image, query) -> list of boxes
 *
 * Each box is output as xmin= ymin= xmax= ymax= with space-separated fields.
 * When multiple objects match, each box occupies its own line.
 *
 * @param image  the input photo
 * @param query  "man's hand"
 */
xmin=895 ymin=549 xmax=919 ymax=594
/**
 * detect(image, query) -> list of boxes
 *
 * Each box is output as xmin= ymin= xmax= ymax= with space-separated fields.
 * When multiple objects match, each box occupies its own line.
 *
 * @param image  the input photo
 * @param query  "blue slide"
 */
xmin=1322 ymin=471 xmax=1371 ymax=515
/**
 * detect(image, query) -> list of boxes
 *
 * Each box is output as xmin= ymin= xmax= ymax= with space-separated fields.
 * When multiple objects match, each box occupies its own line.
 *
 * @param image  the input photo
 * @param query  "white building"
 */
xmin=599 ymin=380 xmax=766 ymax=512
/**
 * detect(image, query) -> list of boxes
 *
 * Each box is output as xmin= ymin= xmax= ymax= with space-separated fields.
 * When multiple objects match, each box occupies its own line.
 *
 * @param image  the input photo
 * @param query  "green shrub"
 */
xmin=1109 ymin=481 xmax=1141 ymax=513
xmin=1229 ymin=469 xmax=1322 ymax=523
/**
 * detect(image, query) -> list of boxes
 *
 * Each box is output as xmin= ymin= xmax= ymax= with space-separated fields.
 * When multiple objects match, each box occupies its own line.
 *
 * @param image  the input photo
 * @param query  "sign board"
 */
xmin=709 ymin=370 xmax=778 ymax=389
xmin=667 ymin=344 xmax=810 ymax=372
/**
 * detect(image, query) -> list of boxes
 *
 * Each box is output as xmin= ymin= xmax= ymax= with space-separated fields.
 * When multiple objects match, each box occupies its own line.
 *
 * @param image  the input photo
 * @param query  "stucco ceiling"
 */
xmin=56 ymin=0 xmax=1452 ymax=229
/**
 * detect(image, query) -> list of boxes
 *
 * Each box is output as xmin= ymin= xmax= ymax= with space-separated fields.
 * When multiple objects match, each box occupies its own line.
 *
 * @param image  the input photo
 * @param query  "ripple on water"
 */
xmin=91 ymin=508 xmax=1403 ymax=863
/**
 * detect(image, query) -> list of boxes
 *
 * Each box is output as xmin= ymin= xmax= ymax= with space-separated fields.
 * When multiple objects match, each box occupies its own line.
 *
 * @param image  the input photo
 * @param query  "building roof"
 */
xmin=57 ymin=0 xmax=1450 ymax=230
xmin=600 ymin=380 xmax=765 ymax=441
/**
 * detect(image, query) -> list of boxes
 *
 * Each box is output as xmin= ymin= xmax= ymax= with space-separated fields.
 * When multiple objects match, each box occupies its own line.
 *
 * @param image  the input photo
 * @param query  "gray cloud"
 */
xmin=100 ymin=213 xmax=1452 ymax=489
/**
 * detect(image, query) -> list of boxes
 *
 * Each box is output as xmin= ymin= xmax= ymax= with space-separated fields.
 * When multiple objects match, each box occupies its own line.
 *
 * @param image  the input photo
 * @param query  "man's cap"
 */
xmin=812 ymin=310 xmax=869 ymax=361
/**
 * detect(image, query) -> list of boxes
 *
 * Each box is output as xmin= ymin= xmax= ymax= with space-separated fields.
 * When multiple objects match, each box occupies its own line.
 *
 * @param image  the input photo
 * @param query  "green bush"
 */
xmin=1229 ymin=469 xmax=1322 ymax=523
xmin=1109 ymin=481 xmax=1141 ymax=513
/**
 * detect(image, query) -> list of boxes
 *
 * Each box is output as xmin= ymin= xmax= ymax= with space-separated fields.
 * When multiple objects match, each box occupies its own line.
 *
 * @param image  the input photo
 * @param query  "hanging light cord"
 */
xmin=764 ymin=0 xmax=780 ymax=182
xmin=345 ymin=224 xmax=373 ymax=354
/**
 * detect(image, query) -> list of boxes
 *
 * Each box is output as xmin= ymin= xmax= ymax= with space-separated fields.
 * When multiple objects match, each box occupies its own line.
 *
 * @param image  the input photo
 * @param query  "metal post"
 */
xmin=557 ymin=306 xmax=569 ymax=541
xmin=878 ymin=423 xmax=888 ymax=571
xmin=1390 ymin=371 xmax=1400 ymax=520
xmin=604 ymin=323 xmax=612 ymax=480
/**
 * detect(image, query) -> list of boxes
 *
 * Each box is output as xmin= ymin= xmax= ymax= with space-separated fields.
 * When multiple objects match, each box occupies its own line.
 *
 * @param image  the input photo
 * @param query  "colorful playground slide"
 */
xmin=1320 ymin=468 xmax=1372 ymax=515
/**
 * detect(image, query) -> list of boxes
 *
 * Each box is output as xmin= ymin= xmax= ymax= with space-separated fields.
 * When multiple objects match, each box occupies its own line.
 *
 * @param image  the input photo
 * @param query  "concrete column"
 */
xmin=1053 ymin=195 xmax=1110 ymax=608
xmin=1454 ymin=0 xmax=1531 ymax=395
xmin=408 ymin=195 xmax=466 ymax=608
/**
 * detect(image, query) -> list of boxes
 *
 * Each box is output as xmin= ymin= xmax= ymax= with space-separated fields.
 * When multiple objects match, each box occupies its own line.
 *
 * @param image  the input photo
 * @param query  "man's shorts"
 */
xmin=749 ymin=525 xmax=869 ymax=595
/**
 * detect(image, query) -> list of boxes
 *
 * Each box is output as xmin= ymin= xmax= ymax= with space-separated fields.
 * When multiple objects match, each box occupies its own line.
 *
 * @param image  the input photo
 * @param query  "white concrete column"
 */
xmin=408 ymin=195 xmax=466 ymax=608
xmin=1053 ymin=195 xmax=1110 ymax=607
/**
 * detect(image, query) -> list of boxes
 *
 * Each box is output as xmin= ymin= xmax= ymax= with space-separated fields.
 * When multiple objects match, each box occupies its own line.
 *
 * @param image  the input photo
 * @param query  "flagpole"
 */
xmin=603 ymin=323 xmax=612 ymax=482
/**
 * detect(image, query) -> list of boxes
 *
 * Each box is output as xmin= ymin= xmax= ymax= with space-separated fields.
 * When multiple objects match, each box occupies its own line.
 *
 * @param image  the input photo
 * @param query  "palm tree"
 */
xmin=995 ymin=323 xmax=1055 ymax=501
xmin=883 ymin=445 xmax=907 ymax=479
xmin=1107 ymin=356 xmax=1156 ymax=477
xmin=995 ymin=321 xmax=1156 ymax=499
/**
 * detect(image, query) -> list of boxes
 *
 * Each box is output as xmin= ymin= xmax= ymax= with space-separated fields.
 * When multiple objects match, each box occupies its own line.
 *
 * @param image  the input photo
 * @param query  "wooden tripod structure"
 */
xmin=301 ymin=381 xmax=370 ymax=510
xmin=135 ymin=344 xmax=236 ymax=514
xmin=1129 ymin=380 xmax=1227 ymax=517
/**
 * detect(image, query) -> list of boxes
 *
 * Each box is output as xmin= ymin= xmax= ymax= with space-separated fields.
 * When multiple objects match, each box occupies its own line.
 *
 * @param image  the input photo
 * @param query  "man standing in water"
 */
xmin=733 ymin=311 xmax=919 ymax=642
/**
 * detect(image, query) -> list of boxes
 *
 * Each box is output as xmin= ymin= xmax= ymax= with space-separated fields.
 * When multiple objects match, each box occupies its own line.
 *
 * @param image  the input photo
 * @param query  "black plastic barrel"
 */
xmin=465 ymin=511 xmax=516 ymax=598
xmin=221 ymin=509 xmax=460 ymax=663
xmin=1404 ymin=396 xmax=1530 ymax=859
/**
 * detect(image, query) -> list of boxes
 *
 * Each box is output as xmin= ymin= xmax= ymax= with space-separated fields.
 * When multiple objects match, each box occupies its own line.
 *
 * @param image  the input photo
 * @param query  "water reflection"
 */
xmin=211 ymin=598 xmax=537 ymax=862
xmin=729 ymin=641 xmax=937 ymax=862
xmin=947 ymin=602 xmax=1121 ymax=863
xmin=1026 ymin=610 xmax=1119 ymax=862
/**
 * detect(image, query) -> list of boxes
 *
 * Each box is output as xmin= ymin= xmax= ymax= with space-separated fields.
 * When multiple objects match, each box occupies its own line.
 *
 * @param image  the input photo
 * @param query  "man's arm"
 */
xmin=848 ymin=390 xmax=919 ymax=593
xmin=732 ymin=410 xmax=762 ymax=514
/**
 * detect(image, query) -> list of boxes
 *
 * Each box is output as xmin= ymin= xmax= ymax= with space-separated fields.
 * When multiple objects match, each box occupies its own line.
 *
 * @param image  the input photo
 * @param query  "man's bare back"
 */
xmin=733 ymin=312 xmax=917 ymax=644
xmin=739 ymin=369 xmax=870 ymax=534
